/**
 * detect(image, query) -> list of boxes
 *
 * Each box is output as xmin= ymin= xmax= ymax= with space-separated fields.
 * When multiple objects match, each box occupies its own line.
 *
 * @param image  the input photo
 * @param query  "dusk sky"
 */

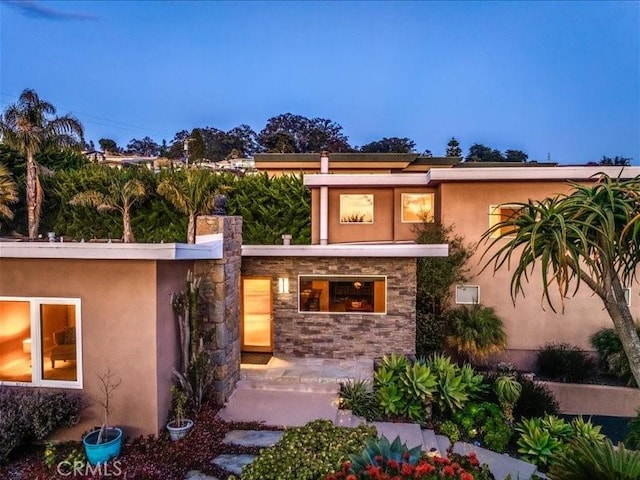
xmin=1 ymin=1 xmax=638 ymax=164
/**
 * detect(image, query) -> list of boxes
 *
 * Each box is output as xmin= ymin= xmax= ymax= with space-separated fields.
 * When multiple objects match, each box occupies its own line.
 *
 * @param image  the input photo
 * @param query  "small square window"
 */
xmin=489 ymin=205 xmax=521 ymax=238
xmin=623 ymin=288 xmax=631 ymax=307
xmin=456 ymin=285 xmax=479 ymax=304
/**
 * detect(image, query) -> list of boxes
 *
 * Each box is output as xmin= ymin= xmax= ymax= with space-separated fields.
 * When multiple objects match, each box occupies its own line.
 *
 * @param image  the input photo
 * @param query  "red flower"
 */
xmin=388 ymin=459 xmax=399 ymax=469
xmin=403 ymin=452 xmax=411 ymax=460
xmin=460 ymin=473 xmax=474 ymax=480
xmin=469 ymin=456 xmax=480 ymax=467
xmin=414 ymin=462 xmax=436 ymax=475
xmin=342 ymin=461 xmax=352 ymax=471
xmin=442 ymin=465 xmax=455 ymax=477
xmin=346 ymin=475 xmax=357 ymax=480
xmin=375 ymin=455 xmax=383 ymax=463
xmin=401 ymin=463 xmax=413 ymax=476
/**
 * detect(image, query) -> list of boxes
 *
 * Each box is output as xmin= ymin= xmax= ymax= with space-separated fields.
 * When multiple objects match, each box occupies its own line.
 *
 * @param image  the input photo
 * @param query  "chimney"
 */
xmin=319 ymin=152 xmax=329 ymax=245
xmin=282 ymin=234 xmax=292 ymax=246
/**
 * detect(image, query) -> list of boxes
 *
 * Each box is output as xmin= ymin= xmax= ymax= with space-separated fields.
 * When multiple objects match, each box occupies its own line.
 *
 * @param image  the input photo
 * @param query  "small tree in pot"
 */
xmin=166 ymin=385 xmax=193 ymax=441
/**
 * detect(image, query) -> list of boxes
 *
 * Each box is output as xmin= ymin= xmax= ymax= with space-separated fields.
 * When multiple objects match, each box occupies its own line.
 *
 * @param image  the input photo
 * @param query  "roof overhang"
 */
xmin=0 ymin=235 xmax=224 ymax=260
xmin=242 ymin=243 xmax=448 ymax=258
xmin=304 ymin=174 xmax=429 ymax=187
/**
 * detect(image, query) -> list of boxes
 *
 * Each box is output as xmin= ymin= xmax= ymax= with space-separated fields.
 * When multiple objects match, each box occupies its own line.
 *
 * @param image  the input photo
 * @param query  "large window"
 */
xmin=0 ymin=298 xmax=82 ymax=388
xmin=401 ymin=193 xmax=435 ymax=223
xmin=298 ymin=276 xmax=386 ymax=314
xmin=489 ymin=205 xmax=521 ymax=238
xmin=340 ymin=194 xmax=374 ymax=224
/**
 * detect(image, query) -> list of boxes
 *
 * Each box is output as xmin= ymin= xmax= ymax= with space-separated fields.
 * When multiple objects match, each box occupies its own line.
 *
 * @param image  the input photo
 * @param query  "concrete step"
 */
xmin=235 ymin=378 xmax=340 ymax=394
xmin=370 ymin=422 xmax=424 ymax=450
xmin=211 ymin=454 xmax=256 ymax=476
xmin=420 ymin=429 xmax=440 ymax=453
xmin=222 ymin=430 xmax=284 ymax=448
xmin=435 ymin=434 xmax=452 ymax=453
xmin=453 ymin=442 xmax=537 ymax=480
xmin=185 ymin=471 xmax=219 ymax=480
xmin=351 ymin=414 xmax=367 ymax=427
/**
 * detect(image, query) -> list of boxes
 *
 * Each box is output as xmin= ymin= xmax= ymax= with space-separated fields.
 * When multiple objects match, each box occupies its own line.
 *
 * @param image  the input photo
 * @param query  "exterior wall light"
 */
xmin=278 ymin=277 xmax=290 ymax=294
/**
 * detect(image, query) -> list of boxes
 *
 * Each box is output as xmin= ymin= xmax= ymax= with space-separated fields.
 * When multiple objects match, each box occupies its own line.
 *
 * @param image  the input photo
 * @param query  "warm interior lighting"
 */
xmin=22 ymin=338 xmax=32 ymax=354
xmin=278 ymin=277 xmax=290 ymax=294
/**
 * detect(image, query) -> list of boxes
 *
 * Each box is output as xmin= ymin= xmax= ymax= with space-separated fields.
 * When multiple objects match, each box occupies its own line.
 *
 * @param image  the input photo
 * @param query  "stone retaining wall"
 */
xmin=540 ymin=381 xmax=640 ymax=417
xmin=241 ymin=256 xmax=416 ymax=359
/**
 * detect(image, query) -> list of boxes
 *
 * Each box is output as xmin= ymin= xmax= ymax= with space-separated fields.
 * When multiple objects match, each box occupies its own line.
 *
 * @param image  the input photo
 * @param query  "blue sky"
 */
xmin=1 ymin=1 xmax=638 ymax=164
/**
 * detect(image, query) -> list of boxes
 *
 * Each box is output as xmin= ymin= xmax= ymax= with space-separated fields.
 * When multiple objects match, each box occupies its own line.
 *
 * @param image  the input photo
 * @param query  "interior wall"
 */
xmin=0 ymin=301 xmax=30 ymax=372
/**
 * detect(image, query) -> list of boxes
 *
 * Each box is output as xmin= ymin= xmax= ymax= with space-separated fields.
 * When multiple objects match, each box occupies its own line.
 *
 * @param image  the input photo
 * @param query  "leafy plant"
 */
xmin=170 ymin=385 xmax=189 ymax=427
xmin=591 ymin=326 xmax=640 ymax=386
xmin=348 ymin=435 xmax=422 ymax=474
xmin=434 ymin=369 xmax=469 ymax=414
xmin=339 ymin=379 xmax=380 ymax=420
xmin=624 ymin=407 xmax=640 ymax=450
xmin=438 ymin=420 xmax=461 ymax=443
xmin=445 ymin=304 xmax=507 ymax=364
xmin=516 ymin=417 xmax=566 ymax=467
xmin=239 ymin=419 xmax=376 ymax=480
xmin=512 ymin=373 xmax=559 ymax=420
xmin=453 ymin=402 xmax=512 ymax=452
xmin=460 ymin=363 xmax=487 ymax=400
xmin=536 ymin=342 xmax=595 ymax=383
xmin=379 ymin=353 xmax=411 ymax=376
xmin=548 ymin=437 xmax=640 ymax=480
xmin=570 ymin=416 xmax=605 ymax=443
xmin=378 ymin=384 xmax=408 ymax=417
xmin=493 ymin=375 xmax=522 ymax=423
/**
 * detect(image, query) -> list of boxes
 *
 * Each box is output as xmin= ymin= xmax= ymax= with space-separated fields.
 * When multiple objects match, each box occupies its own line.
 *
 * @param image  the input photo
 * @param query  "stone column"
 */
xmin=194 ymin=215 xmax=242 ymax=404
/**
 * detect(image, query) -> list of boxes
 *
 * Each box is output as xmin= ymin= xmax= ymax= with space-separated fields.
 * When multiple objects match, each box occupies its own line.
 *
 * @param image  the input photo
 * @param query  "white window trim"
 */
xmin=623 ymin=288 xmax=631 ymax=307
xmin=489 ymin=204 xmax=520 ymax=239
xmin=455 ymin=285 xmax=480 ymax=305
xmin=0 ymin=296 xmax=82 ymax=389
xmin=297 ymin=274 xmax=387 ymax=315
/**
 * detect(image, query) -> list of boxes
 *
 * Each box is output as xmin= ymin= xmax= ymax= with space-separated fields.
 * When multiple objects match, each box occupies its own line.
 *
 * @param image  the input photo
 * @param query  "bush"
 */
xmin=239 ymin=420 xmax=376 ymax=480
xmin=0 ymin=388 xmax=81 ymax=463
xmin=625 ymin=407 xmax=640 ymax=450
xmin=445 ymin=305 xmax=507 ymax=364
xmin=453 ymin=402 xmax=513 ymax=453
xmin=536 ymin=342 xmax=595 ymax=383
xmin=438 ymin=420 xmax=461 ymax=443
xmin=512 ymin=373 xmax=559 ymax=420
xmin=339 ymin=379 xmax=380 ymax=420
xmin=591 ymin=327 xmax=639 ymax=385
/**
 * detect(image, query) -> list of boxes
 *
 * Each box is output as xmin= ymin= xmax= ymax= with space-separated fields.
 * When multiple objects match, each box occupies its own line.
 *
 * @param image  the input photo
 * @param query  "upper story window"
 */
xmin=489 ymin=205 xmax=522 ymax=238
xmin=401 ymin=193 xmax=435 ymax=223
xmin=0 ymin=297 xmax=82 ymax=389
xmin=299 ymin=275 xmax=386 ymax=314
xmin=340 ymin=194 xmax=374 ymax=224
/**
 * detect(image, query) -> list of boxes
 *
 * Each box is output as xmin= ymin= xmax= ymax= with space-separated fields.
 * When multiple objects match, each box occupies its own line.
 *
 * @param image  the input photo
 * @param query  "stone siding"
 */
xmin=241 ymin=256 xmax=416 ymax=359
xmin=195 ymin=216 xmax=242 ymax=404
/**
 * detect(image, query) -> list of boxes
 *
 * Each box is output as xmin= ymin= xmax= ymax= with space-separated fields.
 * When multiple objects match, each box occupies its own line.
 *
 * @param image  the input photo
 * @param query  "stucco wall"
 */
xmin=0 ymin=258 xmax=192 ymax=439
xmin=439 ymin=181 xmax=640 ymax=367
xmin=241 ymin=256 xmax=416 ymax=358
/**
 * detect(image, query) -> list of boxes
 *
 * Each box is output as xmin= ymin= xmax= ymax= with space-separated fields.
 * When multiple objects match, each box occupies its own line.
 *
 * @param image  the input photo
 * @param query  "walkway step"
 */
xmin=371 ymin=422 xmax=423 ymax=450
xmin=453 ymin=442 xmax=537 ymax=480
xmin=351 ymin=414 xmax=367 ymax=427
xmin=222 ymin=430 xmax=284 ymax=448
xmin=185 ymin=471 xmax=219 ymax=480
xmin=236 ymin=378 xmax=340 ymax=394
xmin=435 ymin=434 xmax=451 ymax=453
xmin=420 ymin=429 xmax=439 ymax=453
xmin=211 ymin=454 xmax=256 ymax=476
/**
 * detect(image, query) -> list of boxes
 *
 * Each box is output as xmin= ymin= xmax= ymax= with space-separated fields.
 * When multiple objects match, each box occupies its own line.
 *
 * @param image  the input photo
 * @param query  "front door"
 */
xmin=241 ymin=277 xmax=273 ymax=352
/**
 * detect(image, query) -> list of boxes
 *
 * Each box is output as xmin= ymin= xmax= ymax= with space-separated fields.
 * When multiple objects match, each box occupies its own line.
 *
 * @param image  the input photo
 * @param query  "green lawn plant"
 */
xmin=237 ymin=419 xmax=376 ymax=480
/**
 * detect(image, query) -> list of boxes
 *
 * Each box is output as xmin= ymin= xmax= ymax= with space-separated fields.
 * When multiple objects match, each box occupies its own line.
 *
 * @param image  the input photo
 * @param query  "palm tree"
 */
xmin=0 ymin=162 xmax=18 ymax=226
xmin=481 ymin=174 xmax=640 ymax=386
xmin=157 ymin=168 xmax=223 ymax=244
xmin=69 ymin=169 xmax=147 ymax=243
xmin=0 ymin=89 xmax=84 ymax=239
xmin=445 ymin=304 xmax=507 ymax=364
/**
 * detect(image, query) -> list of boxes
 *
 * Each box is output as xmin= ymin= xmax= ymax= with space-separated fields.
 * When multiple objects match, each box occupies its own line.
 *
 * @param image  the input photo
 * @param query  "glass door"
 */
xmin=241 ymin=277 xmax=273 ymax=352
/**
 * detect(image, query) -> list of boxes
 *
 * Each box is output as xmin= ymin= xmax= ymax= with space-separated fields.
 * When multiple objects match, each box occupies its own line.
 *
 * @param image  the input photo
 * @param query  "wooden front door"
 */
xmin=241 ymin=277 xmax=273 ymax=352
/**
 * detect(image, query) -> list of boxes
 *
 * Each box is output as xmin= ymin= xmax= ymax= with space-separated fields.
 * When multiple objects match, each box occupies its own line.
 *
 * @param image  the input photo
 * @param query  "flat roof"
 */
xmin=0 ymin=235 xmax=224 ymax=260
xmin=242 ymin=243 xmax=448 ymax=258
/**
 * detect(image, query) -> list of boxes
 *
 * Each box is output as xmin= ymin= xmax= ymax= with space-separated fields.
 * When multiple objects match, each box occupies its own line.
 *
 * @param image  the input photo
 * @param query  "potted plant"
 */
xmin=166 ymin=385 xmax=194 ymax=441
xmin=82 ymin=369 xmax=124 ymax=465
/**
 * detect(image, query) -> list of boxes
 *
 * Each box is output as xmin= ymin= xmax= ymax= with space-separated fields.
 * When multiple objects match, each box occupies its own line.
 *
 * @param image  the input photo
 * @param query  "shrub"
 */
xmin=512 ymin=373 xmax=559 ymax=420
xmin=0 ymin=388 xmax=81 ymax=463
xmin=548 ymin=437 xmax=640 ymax=480
xmin=453 ymin=402 xmax=512 ymax=453
xmin=339 ymin=379 xmax=380 ymax=420
xmin=625 ymin=407 xmax=640 ymax=450
xmin=239 ymin=419 xmax=376 ymax=480
xmin=438 ymin=420 xmax=461 ymax=443
xmin=445 ymin=305 xmax=507 ymax=364
xmin=591 ymin=327 xmax=639 ymax=385
xmin=536 ymin=342 xmax=595 ymax=383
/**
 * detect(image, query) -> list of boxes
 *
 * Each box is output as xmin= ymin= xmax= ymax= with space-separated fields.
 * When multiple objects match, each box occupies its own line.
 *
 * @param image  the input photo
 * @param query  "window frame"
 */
xmin=401 ymin=193 xmax=435 ymax=223
xmin=297 ymin=274 xmax=387 ymax=315
xmin=0 ymin=296 xmax=83 ymax=389
xmin=489 ymin=204 xmax=522 ymax=238
xmin=623 ymin=288 xmax=631 ymax=307
xmin=455 ymin=285 xmax=480 ymax=305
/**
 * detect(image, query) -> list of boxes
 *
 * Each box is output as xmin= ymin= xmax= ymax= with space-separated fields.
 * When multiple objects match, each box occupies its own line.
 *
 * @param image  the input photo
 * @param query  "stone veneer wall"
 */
xmin=194 ymin=216 xmax=242 ymax=404
xmin=241 ymin=256 xmax=416 ymax=358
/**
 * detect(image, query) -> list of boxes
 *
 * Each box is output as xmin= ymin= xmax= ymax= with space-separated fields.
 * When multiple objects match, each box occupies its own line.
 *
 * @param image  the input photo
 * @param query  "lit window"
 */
xmin=340 ymin=194 xmax=374 ymax=224
xmin=456 ymin=285 xmax=479 ymax=304
xmin=298 ymin=276 xmax=386 ymax=314
xmin=0 ymin=298 xmax=82 ymax=388
xmin=401 ymin=193 xmax=435 ymax=223
xmin=489 ymin=205 xmax=521 ymax=238
xmin=623 ymin=288 xmax=631 ymax=307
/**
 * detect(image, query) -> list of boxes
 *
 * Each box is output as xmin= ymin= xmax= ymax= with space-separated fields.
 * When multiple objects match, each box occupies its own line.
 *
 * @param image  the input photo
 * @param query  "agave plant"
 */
xmin=377 ymin=384 xmax=407 ymax=416
xmin=349 ymin=435 xmax=422 ymax=474
xmin=541 ymin=415 xmax=573 ymax=440
xmin=339 ymin=379 xmax=381 ymax=420
xmin=401 ymin=362 xmax=437 ymax=399
xmin=571 ymin=416 xmax=605 ymax=443
xmin=460 ymin=363 xmax=487 ymax=400
xmin=434 ymin=369 xmax=469 ymax=414
xmin=379 ymin=353 xmax=410 ymax=375
xmin=516 ymin=417 xmax=566 ymax=467
xmin=548 ymin=437 xmax=640 ymax=480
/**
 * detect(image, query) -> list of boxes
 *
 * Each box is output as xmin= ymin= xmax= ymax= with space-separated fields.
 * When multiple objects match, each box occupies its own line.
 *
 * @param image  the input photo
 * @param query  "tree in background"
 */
xmin=126 ymin=136 xmax=160 ymax=156
xmin=360 ymin=136 xmax=416 ymax=153
xmin=481 ymin=174 xmax=640 ymax=386
xmin=0 ymin=88 xmax=84 ymax=239
xmin=415 ymin=221 xmax=474 ymax=357
xmin=258 ymin=113 xmax=351 ymax=153
xmin=98 ymin=138 xmax=121 ymax=154
xmin=446 ymin=137 xmax=462 ymax=157
xmin=0 ymin=163 xmax=18 ymax=227
xmin=504 ymin=149 xmax=528 ymax=163
xmin=157 ymin=167 xmax=227 ymax=243
xmin=69 ymin=167 xmax=147 ymax=243
xmin=466 ymin=143 xmax=505 ymax=162
xmin=598 ymin=156 xmax=632 ymax=166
